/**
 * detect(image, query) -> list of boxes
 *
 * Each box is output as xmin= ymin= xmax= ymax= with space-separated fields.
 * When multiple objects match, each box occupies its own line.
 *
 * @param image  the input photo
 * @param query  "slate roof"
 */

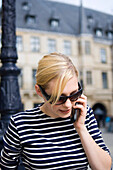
xmin=1 ymin=0 xmax=113 ymax=39
xmin=16 ymin=0 xmax=80 ymax=35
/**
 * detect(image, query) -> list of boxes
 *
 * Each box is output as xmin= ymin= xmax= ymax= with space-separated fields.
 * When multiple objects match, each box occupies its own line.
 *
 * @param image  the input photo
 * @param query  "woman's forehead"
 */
xmin=47 ymin=75 xmax=78 ymax=93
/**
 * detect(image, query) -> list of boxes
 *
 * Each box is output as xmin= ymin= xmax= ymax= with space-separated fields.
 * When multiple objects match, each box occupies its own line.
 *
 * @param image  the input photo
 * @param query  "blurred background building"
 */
xmin=0 ymin=0 xmax=113 ymax=124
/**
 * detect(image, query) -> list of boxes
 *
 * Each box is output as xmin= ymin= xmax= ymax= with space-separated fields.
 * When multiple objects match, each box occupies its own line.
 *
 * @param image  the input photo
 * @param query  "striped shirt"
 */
xmin=0 ymin=104 xmax=110 ymax=170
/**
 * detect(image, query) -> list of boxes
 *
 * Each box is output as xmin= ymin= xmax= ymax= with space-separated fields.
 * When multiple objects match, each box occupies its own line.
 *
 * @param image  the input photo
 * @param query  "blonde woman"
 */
xmin=1 ymin=53 xmax=112 ymax=169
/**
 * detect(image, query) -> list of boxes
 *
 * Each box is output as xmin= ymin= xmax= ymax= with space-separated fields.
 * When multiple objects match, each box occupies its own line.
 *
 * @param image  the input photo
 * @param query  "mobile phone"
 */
xmin=71 ymin=103 xmax=80 ymax=123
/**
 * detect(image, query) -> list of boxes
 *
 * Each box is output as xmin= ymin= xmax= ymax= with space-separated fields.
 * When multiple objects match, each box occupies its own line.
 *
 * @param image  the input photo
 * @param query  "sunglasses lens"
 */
xmin=55 ymin=84 xmax=82 ymax=105
xmin=56 ymin=96 xmax=66 ymax=105
xmin=70 ymin=90 xmax=82 ymax=101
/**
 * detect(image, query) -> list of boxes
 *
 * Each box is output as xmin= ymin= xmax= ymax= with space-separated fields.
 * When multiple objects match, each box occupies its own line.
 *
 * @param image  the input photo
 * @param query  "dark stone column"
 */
xmin=0 ymin=0 xmax=23 ymax=151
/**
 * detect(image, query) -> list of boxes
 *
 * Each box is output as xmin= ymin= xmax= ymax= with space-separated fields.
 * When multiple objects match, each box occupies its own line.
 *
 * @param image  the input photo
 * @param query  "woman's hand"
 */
xmin=71 ymin=94 xmax=112 ymax=170
xmin=72 ymin=94 xmax=87 ymax=131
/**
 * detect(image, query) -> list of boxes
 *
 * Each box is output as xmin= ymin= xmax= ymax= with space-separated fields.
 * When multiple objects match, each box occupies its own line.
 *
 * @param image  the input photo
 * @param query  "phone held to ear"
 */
xmin=71 ymin=102 xmax=80 ymax=123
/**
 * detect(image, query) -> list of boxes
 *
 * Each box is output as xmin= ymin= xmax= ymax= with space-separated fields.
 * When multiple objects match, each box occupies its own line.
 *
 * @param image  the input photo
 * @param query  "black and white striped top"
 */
xmin=0 ymin=104 xmax=110 ymax=170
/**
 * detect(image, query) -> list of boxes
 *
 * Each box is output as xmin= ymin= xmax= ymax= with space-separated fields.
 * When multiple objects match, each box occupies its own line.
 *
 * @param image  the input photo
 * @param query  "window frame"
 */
xmin=102 ymin=72 xmax=108 ymax=89
xmin=86 ymin=71 xmax=92 ymax=85
xmin=85 ymin=41 xmax=91 ymax=55
xmin=100 ymin=48 xmax=107 ymax=63
xmin=63 ymin=40 xmax=71 ymax=55
xmin=48 ymin=39 xmax=56 ymax=53
xmin=32 ymin=69 xmax=37 ymax=88
xmin=16 ymin=35 xmax=23 ymax=52
xmin=30 ymin=36 xmax=40 ymax=52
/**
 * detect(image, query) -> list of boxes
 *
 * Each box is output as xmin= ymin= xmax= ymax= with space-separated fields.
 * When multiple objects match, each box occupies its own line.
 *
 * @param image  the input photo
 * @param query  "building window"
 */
xmin=78 ymin=41 xmax=82 ymax=55
xmin=102 ymin=72 xmax=108 ymax=89
xmin=86 ymin=71 xmax=92 ymax=85
xmin=63 ymin=40 xmax=71 ymax=55
xmin=18 ymin=69 xmax=23 ymax=88
xmin=95 ymin=29 xmax=103 ymax=37
xmin=107 ymin=31 xmax=113 ymax=39
xmin=48 ymin=39 xmax=56 ymax=53
xmin=22 ymin=2 xmax=30 ymax=10
xmin=30 ymin=37 xmax=40 ymax=52
xmin=85 ymin=41 xmax=91 ymax=55
xmin=26 ymin=15 xmax=36 ymax=25
xmin=87 ymin=16 xmax=93 ymax=23
xmin=50 ymin=19 xmax=59 ymax=29
xmin=32 ymin=69 xmax=37 ymax=87
xmin=100 ymin=48 xmax=107 ymax=63
xmin=16 ymin=36 xmax=23 ymax=52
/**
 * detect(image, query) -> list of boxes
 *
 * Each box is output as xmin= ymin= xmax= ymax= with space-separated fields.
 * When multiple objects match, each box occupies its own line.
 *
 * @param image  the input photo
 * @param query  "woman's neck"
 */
xmin=40 ymin=103 xmax=59 ymax=118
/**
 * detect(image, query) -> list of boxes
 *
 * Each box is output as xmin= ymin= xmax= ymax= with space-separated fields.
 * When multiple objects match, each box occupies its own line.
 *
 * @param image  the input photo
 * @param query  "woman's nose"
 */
xmin=63 ymin=98 xmax=72 ymax=107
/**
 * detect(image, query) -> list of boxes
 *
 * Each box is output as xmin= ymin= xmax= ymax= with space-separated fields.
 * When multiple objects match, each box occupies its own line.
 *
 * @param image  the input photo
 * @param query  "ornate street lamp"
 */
xmin=0 ymin=0 xmax=23 ymax=151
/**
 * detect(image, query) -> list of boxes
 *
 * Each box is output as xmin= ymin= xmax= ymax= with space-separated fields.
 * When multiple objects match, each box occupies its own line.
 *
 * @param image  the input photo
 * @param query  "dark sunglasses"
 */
xmin=38 ymin=82 xmax=82 ymax=105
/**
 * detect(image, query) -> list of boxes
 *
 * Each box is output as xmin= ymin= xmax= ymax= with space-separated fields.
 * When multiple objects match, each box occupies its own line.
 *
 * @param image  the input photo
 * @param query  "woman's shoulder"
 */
xmin=85 ymin=105 xmax=95 ymax=123
xmin=87 ymin=105 xmax=93 ymax=114
xmin=11 ymin=103 xmax=43 ymax=121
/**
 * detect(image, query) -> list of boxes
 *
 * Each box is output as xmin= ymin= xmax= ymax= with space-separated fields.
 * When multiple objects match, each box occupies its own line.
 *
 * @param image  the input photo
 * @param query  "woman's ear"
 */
xmin=35 ymin=84 xmax=43 ymax=97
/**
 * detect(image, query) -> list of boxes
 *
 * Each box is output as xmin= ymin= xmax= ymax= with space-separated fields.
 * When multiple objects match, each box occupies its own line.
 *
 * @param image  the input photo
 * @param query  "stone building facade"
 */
xmin=0 ymin=0 xmax=113 ymax=119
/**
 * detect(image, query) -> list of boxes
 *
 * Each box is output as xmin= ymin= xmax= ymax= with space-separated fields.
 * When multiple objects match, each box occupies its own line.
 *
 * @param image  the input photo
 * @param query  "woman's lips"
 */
xmin=59 ymin=109 xmax=71 ymax=114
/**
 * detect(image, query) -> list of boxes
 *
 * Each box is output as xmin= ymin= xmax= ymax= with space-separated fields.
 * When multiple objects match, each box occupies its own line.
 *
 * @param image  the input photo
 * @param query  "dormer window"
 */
xmin=49 ymin=8 xmax=59 ymax=30
xmin=22 ymin=2 xmax=30 ymax=10
xmin=95 ymin=29 xmax=103 ymax=37
xmin=87 ymin=15 xmax=93 ymax=23
xmin=50 ymin=19 xmax=59 ymax=29
xmin=107 ymin=31 xmax=113 ymax=39
xmin=94 ymin=21 xmax=103 ymax=38
xmin=25 ymin=15 xmax=36 ymax=25
xmin=105 ymin=21 xmax=113 ymax=39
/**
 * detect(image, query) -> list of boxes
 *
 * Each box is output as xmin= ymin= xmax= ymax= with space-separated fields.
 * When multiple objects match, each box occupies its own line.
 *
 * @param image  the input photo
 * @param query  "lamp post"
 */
xmin=0 ymin=0 xmax=23 ymax=151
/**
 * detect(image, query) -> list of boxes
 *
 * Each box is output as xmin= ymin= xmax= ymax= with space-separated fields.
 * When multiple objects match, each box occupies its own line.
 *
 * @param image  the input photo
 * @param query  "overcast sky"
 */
xmin=49 ymin=0 xmax=113 ymax=15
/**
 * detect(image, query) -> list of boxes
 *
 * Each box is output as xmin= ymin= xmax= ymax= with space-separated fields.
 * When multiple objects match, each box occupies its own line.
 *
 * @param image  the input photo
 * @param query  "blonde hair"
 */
xmin=36 ymin=53 xmax=78 ymax=104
